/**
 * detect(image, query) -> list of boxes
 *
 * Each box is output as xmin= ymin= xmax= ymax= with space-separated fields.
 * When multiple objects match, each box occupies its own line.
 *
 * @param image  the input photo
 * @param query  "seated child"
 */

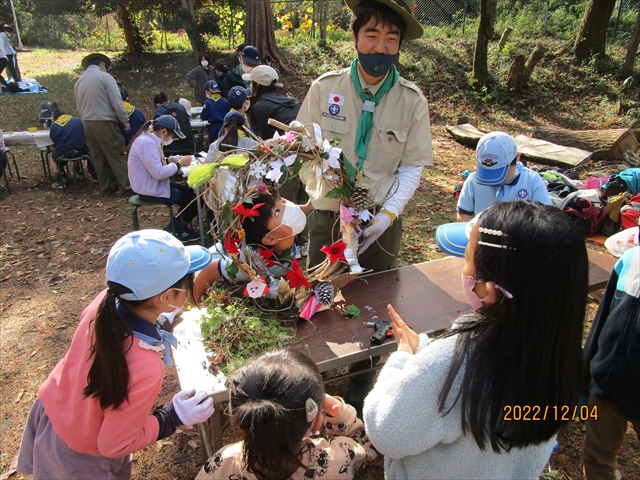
xmin=194 ymin=185 xmax=306 ymax=300
xmin=153 ymin=92 xmax=195 ymax=154
xmin=38 ymin=100 xmax=56 ymax=130
xmin=200 ymin=80 xmax=230 ymax=143
xmin=126 ymin=115 xmax=200 ymax=244
xmin=456 ymin=131 xmax=552 ymax=221
xmin=205 ymin=111 xmax=257 ymax=164
xmin=196 ymin=348 xmax=376 ymax=480
xmin=118 ymin=87 xmax=147 ymax=146
xmin=221 ymin=85 xmax=255 ymax=137
xmin=48 ymin=108 xmax=98 ymax=188
xmin=436 ymin=131 xmax=553 ymax=256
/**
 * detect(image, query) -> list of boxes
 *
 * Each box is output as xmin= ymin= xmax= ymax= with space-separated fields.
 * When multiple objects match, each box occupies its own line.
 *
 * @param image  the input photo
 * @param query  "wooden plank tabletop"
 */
xmin=300 ymin=248 xmax=616 ymax=372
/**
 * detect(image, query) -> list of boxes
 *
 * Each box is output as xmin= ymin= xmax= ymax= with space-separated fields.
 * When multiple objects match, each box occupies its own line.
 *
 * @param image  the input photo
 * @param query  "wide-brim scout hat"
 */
xmin=81 ymin=52 xmax=111 ymax=70
xmin=345 ymin=0 xmax=423 ymax=40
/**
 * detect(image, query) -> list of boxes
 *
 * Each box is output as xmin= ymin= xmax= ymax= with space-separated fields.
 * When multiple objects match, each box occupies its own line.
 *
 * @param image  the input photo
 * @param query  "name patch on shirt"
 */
xmin=323 ymin=112 xmax=345 ymax=121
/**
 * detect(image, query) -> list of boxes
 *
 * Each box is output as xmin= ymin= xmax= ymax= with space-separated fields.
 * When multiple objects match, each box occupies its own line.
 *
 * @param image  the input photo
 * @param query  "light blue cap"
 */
xmin=476 ymin=131 xmax=518 ymax=186
xmin=435 ymin=222 xmax=470 ymax=258
xmin=106 ymin=229 xmax=212 ymax=301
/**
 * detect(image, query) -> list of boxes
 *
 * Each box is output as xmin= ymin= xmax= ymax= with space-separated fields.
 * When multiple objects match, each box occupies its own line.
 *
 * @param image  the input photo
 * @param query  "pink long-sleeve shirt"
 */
xmin=38 ymin=290 xmax=165 ymax=458
xmin=127 ymin=131 xmax=180 ymax=198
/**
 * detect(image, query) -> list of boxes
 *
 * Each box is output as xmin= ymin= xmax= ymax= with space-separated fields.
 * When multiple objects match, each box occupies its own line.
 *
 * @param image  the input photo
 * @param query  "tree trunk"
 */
xmin=533 ymin=126 xmax=639 ymax=160
xmin=506 ymin=45 xmax=545 ymax=91
xmin=117 ymin=4 xmax=139 ymax=54
xmin=180 ymin=0 xmax=203 ymax=63
xmin=573 ymin=0 xmax=617 ymax=61
xmin=472 ymin=0 xmax=496 ymax=85
xmin=246 ymin=0 xmax=289 ymax=72
xmin=506 ymin=55 xmax=525 ymax=90
xmin=618 ymin=9 xmax=640 ymax=79
xmin=319 ymin=0 xmax=328 ymax=43
xmin=498 ymin=26 xmax=513 ymax=51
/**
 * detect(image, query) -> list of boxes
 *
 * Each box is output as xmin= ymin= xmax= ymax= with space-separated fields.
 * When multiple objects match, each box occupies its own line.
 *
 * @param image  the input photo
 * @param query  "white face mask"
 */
xmin=267 ymin=201 xmax=307 ymax=241
xmin=241 ymin=64 xmax=254 ymax=74
xmin=161 ymin=134 xmax=174 ymax=146
xmin=205 ymin=93 xmax=211 ymax=99
xmin=244 ymin=100 xmax=250 ymax=110
xmin=201 ymin=60 xmax=209 ymax=68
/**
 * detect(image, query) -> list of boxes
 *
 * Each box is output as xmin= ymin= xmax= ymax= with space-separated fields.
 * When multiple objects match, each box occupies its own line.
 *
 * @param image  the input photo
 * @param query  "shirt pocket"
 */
xmin=368 ymin=127 xmax=408 ymax=173
xmin=320 ymin=115 xmax=351 ymax=137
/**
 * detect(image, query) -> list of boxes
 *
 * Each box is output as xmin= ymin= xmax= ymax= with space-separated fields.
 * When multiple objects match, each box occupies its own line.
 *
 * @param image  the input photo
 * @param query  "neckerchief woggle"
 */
xmin=132 ymin=328 xmax=178 ymax=366
xmin=350 ymin=58 xmax=399 ymax=171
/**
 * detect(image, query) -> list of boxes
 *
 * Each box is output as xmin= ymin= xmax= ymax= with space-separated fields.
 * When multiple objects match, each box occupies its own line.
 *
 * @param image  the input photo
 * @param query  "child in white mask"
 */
xmin=194 ymin=185 xmax=308 ymax=300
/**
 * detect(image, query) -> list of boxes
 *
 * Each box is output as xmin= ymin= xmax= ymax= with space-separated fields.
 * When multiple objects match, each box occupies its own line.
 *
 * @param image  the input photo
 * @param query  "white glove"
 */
xmin=358 ymin=213 xmax=392 ymax=255
xmin=172 ymin=389 xmax=214 ymax=426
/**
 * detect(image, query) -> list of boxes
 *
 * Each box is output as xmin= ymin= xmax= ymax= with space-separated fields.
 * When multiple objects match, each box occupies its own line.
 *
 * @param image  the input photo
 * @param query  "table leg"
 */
xmin=198 ymin=422 xmax=214 ymax=464
xmin=196 ymin=187 xmax=205 ymax=246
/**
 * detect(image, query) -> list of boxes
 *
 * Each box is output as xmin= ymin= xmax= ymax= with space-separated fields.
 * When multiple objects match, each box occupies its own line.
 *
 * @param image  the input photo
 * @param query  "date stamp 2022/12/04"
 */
xmin=503 ymin=405 xmax=599 ymax=421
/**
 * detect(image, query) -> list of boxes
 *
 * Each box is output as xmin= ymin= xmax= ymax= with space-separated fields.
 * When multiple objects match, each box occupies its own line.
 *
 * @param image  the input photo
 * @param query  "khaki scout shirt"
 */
xmin=296 ymin=66 xmax=433 ymax=211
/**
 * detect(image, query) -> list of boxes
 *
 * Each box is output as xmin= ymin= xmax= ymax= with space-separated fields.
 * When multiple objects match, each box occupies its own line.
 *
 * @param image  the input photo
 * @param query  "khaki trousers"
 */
xmin=584 ymin=396 xmax=640 ymax=479
xmin=306 ymin=210 xmax=402 ymax=273
xmin=83 ymin=120 xmax=130 ymax=195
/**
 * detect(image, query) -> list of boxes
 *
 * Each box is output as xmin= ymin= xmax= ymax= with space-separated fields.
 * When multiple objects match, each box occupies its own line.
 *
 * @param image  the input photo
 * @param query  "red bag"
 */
xmin=563 ymin=198 xmax=605 ymax=237
xmin=621 ymin=194 xmax=640 ymax=230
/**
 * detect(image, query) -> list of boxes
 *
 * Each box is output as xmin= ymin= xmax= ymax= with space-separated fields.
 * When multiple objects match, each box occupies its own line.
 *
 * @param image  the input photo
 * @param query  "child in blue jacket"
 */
xmin=200 ymin=80 xmax=230 ymax=143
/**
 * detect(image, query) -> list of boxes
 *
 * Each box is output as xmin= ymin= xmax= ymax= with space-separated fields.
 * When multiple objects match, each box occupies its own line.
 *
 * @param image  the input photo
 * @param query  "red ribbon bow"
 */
xmin=233 ymin=202 xmax=265 ymax=224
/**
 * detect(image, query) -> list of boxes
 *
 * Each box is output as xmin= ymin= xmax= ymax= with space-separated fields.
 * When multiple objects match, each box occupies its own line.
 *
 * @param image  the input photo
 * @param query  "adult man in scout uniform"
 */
xmin=75 ymin=53 xmax=132 ymax=196
xmin=297 ymin=0 xmax=432 ymax=272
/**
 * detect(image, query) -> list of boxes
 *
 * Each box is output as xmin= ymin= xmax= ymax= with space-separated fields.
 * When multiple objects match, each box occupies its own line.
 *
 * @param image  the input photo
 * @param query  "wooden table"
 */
xmin=173 ymin=248 xmax=616 ymax=459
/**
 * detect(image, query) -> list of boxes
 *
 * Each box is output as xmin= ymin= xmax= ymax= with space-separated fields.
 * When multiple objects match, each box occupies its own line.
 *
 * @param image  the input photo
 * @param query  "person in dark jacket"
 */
xmin=153 ymin=92 xmax=195 ymax=154
xmin=118 ymin=87 xmax=146 ymax=146
xmin=244 ymin=65 xmax=308 ymax=249
xmin=48 ymin=108 xmax=98 ymax=187
xmin=220 ymin=45 xmax=260 ymax=99
xmin=200 ymin=80 xmax=230 ymax=143
xmin=582 ymin=245 xmax=640 ymax=479
xmin=244 ymin=65 xmax=300 ymax=140
xmin=213 ymin=58 xmax=228 ymax=86
xmin=185 ymin=53 xmax=216 ymax=105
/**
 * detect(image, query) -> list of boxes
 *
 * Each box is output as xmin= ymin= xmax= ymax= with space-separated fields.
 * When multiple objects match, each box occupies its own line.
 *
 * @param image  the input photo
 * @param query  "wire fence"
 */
xmin=270 ymin=0 xmax=639 ymax=43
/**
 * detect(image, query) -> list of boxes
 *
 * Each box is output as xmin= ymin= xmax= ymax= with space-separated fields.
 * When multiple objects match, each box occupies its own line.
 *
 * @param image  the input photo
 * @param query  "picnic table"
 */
xmin=172 ymin=247 xmax=616 ymax=459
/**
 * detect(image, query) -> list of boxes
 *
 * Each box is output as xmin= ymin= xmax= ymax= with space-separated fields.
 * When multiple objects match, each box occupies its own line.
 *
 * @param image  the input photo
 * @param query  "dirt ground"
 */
xmin=1 ymin=49 xmax=639 ymax=479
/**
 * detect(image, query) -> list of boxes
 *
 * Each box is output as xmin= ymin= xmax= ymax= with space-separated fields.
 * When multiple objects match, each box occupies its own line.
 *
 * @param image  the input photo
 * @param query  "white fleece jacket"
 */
xmin=363 ymin=333 xmax=556 ymax=480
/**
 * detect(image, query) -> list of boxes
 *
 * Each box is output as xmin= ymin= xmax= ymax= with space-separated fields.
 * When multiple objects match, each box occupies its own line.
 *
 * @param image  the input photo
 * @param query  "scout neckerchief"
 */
xmin=132 ymin=328 xmax=178 ymax=366
xmin=54 ymin=114 xmax=73 ymax=127
xmin=209 ymin=93 xmax=222 ymax=101
xmin=350 ymin=58 xmax=399 ymax=171
xmin=123 ymin=101 xmax=135 ymax=116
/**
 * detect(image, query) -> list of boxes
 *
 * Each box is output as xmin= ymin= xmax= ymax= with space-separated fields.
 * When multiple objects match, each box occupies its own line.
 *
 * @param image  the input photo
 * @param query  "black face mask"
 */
xmin=357 ymin=50 xmax=399 ymax=78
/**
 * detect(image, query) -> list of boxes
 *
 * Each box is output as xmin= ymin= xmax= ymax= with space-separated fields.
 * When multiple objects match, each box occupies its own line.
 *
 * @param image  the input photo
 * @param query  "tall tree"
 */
xmin=573 ymin=0 xmax=617 ymax=61
xmin=246 ymin=0 xmax=288 ymax=70
xmin=618 ymin=9 xmax=640 ymax=78
xmin=180 ymin=0 xmax=204 ymax=62
xmin=471 ymin=0 xmax=496 ymax=85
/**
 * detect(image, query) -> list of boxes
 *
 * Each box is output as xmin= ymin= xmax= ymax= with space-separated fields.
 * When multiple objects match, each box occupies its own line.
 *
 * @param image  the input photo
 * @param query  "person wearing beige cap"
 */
xmin=296 ymin=0 xmax=432 ymax=274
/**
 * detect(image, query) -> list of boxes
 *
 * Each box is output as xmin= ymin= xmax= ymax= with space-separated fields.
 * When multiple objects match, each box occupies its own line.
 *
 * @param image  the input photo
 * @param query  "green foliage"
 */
xmin=341 ymin=304 xmax=361 ymax=318
xmin=199 ymin=299 xmax=295 ymax=375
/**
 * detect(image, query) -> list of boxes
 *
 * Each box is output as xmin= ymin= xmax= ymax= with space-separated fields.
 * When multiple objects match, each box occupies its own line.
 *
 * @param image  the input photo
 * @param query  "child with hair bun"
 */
xmin=196 ymin=348 xmax=376 ymax=480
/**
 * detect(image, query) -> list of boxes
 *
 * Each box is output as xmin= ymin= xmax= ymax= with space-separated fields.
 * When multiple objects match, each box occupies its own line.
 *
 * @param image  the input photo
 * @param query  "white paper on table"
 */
xmin=33 ymin=131 xmax=54 ymax=148
xmin=172 ymin=308 xmax=227 ymax=398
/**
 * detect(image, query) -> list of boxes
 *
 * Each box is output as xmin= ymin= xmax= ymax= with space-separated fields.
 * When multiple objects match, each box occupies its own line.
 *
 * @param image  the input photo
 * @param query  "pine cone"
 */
xmin=314 ymin=282 xmax=335 ymax=306
xmin=349 ymin=182 xmax=373 ymax=212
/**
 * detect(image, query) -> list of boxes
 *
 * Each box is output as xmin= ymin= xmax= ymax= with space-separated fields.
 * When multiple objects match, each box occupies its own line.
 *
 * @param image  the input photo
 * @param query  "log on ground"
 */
xmin=533 ymin=126 xmax=638 ymax=160
xmin=445 ymin=123 xmax=486 ymax=148
xmin=514 ymin=135 xmax=593 ymax=168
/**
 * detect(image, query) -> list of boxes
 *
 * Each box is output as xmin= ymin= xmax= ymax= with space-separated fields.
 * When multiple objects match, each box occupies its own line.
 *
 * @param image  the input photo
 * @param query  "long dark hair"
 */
xmin=229 ymin=348 xmax=324 ymax=480
xmin=125 ymin=120 xmax=167 ymax=158
xmin=438 ymin=201 xmax=588 ymax=452
xmin=84 ymin=275 xmax=194 ymax=410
